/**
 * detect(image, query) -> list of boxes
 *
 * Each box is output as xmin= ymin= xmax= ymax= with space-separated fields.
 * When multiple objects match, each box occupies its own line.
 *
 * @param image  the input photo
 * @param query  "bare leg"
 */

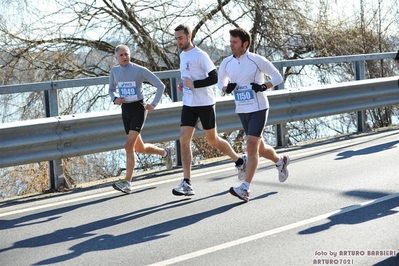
xmin=244 ymin=135 xmax=261 ymax=183
xmin=124 ymin=130 xmax=140 ymax=182
xmin=204 ymin=127 xmax=239 ymax=162
xmin=259 ymin=138 xmax=279 ymax=164
xmin=125 ymin=132 xmax=166 ymax=182
xmin=180 ymin=126 xmax=195 ymax=179
xmin=134 ymin=134 xmax=165 ymax=156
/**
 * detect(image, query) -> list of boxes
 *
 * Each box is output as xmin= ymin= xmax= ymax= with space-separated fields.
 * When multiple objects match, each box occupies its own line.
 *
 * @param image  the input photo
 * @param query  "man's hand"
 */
xmin=145 ymin=104 xmax=155 ymax=111
xmin=183 ymin=77 xmax=194 ymax=88
xmin=251 ymin=83 xmax=267 ymax=93
xmin=113 ymin=97 xmax=124 ymax=105
xmin=225 ymin=83 xmax=237 ymax=94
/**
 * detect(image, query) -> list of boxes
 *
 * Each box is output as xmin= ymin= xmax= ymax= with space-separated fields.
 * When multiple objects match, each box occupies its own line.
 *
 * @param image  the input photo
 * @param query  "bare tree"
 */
xmin=1 ymin=0 xmax=398 ymax=197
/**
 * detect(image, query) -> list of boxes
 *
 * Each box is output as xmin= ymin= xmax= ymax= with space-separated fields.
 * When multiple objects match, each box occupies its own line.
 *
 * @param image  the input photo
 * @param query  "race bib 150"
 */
xmin=234 ymin=84 xmax=254 ymax=103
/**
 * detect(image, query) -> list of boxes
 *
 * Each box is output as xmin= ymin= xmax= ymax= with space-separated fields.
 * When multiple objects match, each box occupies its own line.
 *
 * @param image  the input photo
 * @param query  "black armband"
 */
xmin=193 ymin=69 xmax=218 ymax=88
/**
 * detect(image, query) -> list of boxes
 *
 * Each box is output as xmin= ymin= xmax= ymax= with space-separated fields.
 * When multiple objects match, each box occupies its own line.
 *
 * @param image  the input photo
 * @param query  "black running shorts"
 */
xmin=180 ymin=105 xmax=216 ymax=130
xmin=121 ymin=100 xmax=147 ymax=134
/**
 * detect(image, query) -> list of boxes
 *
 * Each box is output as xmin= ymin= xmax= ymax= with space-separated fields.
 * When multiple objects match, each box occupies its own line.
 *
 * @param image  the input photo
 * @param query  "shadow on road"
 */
xmin=298 ymin=190 xmax=399 ymax=264
xmin=0 ymin=190 xmax=249 ymax=265
xmin=298 ymin=190 xmax=399 ymax=235
xmin=0 ymin=194 xmax=122 ymax=230
xmin=372 ymin=252 xmax=399 ymax=266
xmin=335 ymin=140 xmax=399 ymax=160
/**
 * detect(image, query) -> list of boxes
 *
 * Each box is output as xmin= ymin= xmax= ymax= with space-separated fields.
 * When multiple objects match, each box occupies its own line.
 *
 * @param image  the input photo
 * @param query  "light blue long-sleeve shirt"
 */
xmin=109 ymin=62 xmax=165 ymax=106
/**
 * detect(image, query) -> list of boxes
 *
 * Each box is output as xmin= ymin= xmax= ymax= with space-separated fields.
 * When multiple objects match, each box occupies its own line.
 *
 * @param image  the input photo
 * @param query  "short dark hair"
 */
xmin=174 ymin=24 xmax=191 ymax=36
xmin=229 ymin=28 xmax=251 ymax=48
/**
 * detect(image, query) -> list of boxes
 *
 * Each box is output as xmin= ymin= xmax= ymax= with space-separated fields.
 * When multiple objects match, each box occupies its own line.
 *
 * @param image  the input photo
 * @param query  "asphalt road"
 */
xmin=0 ymin=128 xmax=398 ymax=266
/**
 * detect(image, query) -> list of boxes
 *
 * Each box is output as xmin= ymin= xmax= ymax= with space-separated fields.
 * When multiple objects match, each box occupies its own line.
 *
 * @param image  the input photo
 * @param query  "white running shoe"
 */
xmin=229 ymin=183 xmax=250 ymax=202
xmin=112 ymin=179 xmax=133 ymax=194
xmin=172 ymin=180 xmax=195 ymax=196
xmin=236 ymin=154 xmax=247 ymax=181
xmin=276 ymin=154 xmax=290 ymax=182
xmin=163 ymin=147 xmax=174 ymax=170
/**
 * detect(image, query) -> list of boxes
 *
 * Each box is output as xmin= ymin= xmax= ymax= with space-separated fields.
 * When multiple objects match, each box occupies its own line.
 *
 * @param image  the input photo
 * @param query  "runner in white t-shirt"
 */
xmin=172 ymin=24 xmax=247 ymax=197
xmin=179 ymin=46 xmax=215 ymax=106
xmin=218 ymin=28 xmax=291 ymax=202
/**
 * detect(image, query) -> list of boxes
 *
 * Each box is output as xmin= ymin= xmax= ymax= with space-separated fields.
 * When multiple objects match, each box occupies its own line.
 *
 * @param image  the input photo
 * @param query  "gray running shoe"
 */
xmin=112 ymin=179 xmax=133 ymax=194
xmin=229 ymin=183 xmax=250 ymax=202
xmin=276 ymin=154 xmax=290 ymax=182
xmin=163 ymin=147 xmax=174 ymax=170
xmin=236 ymin=154 xmax=247 ymax=181
xmin=172 ymin=180 xmax=195 ymax=196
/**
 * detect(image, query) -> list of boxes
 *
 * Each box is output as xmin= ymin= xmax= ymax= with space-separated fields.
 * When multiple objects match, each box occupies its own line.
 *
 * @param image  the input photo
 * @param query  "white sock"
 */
xmin=276 ymin=157 xmax=283 ymax=166
xmin=243 ymin=181 xmax=250 ymax=190
xmin=163 ymin=149 xmax=167 ymax=157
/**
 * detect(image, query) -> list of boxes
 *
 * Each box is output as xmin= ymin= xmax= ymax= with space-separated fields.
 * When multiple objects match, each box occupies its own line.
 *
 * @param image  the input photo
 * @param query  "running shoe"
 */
xmin=236 ymin=154 xmax=247 ymax=181
xmin=163 ymin=147 xmax=174 ymax=170
xmin=229 ymin=183 xmax=250 ymax=202
xmin=172 ymin=180 xmax=195 ymax=196
xmin=112 ymin=179 xmax=133 ymax=194
xmin=276 ymin=154 xmax=290 ymax=182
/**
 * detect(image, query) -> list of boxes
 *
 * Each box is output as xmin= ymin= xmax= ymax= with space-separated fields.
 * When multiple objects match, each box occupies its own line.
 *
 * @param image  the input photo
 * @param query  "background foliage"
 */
xmin=1 ymin=0 xmax=398 ymax=198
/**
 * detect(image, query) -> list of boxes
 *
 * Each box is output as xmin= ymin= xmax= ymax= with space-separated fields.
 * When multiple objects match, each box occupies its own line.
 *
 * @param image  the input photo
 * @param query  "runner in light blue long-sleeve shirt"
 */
xmin=109 ymin=44 xmax=174 ymax=194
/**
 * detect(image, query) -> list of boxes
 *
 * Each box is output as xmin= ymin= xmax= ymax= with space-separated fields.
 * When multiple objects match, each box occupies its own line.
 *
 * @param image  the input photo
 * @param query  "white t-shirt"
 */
xmin=180 ymin=47 xmax=216 ymax=106
xmin=218 ymin=51 xmax=283 ymax=113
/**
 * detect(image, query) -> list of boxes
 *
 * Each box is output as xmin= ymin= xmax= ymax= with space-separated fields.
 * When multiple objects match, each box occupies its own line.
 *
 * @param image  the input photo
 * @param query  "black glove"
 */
xmin=251 ymin=83 xmax=267 ymax=93
xmin=225 ymin=83 xmax=237 ymax=94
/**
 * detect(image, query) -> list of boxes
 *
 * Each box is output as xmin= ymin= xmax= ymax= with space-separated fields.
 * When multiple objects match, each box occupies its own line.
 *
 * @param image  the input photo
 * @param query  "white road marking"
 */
xmin=0 ymin=136 xmax=396 ymax=265
xmin=0 ymin=167 xmax=232 ymax=217
xmin=147 ymin=192 xmax=399 ymax=266
xmin=0 ymin=140 xmax=371 ymax=218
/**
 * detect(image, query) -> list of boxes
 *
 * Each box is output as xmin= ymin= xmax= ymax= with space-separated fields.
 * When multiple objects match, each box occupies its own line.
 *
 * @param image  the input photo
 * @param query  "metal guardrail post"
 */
xmin=275 ymin=66 xmax=289 ymax=147
xmin=354 ymin=60 xmax=366 ymax=132
xmin=170 ymin=77 xmax=182 ymax=166
xmin=45 ymin=81 xmax=65 ymax=190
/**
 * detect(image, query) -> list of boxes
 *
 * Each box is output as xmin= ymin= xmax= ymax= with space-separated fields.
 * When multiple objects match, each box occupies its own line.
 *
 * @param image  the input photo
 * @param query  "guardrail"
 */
xmin=1 ymin=52 xmax=397 ymax=190
xmin=1 ymin=76 xmax=398 ymax=186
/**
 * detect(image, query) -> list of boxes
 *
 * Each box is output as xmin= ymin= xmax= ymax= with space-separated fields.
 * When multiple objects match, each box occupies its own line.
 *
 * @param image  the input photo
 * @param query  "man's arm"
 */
xmin=260 ymin=57 xmax=283 ymax=88
xmin=142 ymin=68 xmax=165 ymax=107
xmin=192 ymin=69 xmax=218 ymax=88
xmin=108 ymin=68 xmax=118 ymax=102
xmin=217 ymin=59 xmax=230 ymax=93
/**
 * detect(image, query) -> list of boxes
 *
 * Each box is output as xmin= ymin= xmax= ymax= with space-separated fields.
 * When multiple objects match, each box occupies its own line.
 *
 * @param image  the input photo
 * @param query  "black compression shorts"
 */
xmin=238 ymin=109 xmax=269 ymax=137
xmin=121 ymin=100 xmax=147 ymax=134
